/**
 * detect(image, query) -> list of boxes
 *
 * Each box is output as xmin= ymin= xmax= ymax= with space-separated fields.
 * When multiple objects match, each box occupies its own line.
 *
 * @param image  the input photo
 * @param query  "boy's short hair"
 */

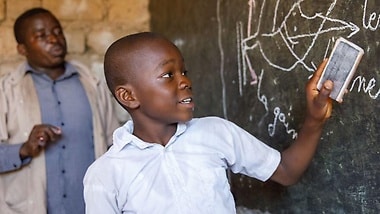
xmin=103 ymin=32 xmax=167 ymax=96
xmin=14 ymin=7 xmax=55 ymax=44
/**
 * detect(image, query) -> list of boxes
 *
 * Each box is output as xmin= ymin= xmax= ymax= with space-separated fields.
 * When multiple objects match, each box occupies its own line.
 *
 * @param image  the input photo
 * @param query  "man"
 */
xmin=0 ymin=7 xmax=119 ymax=214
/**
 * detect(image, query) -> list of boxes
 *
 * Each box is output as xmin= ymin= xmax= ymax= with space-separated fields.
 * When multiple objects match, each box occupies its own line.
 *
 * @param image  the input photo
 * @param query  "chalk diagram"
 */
xmin=217 ymin=0 xmax=361 ymax=138
xmin=237 ymin=0 xmax=360 ymax=85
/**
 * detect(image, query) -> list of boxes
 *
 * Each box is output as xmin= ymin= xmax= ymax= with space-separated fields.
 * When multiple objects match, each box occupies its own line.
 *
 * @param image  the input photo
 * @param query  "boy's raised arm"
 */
xmin=270 ymin=59 xmax=334 ymax=186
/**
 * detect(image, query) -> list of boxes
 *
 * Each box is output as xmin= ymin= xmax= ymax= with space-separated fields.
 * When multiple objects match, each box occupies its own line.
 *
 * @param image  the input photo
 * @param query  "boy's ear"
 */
xmin=17 ymin=44 xmax=27 ymax=56
xmin=115 ymin=85 xmax=139 ymax=109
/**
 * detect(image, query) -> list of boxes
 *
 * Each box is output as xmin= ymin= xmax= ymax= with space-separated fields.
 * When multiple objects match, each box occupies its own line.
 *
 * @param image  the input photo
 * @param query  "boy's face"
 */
xmin=17 ymin=13 xmax=67 ymax=69
xmin=131 ymin=39 xmax=194 ymax=125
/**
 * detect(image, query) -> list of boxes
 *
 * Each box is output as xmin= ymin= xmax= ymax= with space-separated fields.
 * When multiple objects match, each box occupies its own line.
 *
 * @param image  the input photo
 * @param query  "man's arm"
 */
xmin=0 ymin=143 xmax=30 ymax=173
xmin=270 ymin=59 xmax=334 ymax=186
xmin=0 ymin=124 xmax=61 ymax=173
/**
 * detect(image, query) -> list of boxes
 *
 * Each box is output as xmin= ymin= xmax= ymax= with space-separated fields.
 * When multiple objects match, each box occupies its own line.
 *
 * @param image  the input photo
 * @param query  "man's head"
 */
xmin=104 ymin=32 xmax=194 ymax=124
xmin=14 ymin=7 xmax=67 ymax=70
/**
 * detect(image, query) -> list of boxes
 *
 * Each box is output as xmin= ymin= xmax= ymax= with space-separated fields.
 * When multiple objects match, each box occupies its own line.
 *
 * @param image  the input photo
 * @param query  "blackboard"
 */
xmin=149 ymin=0 xmax=380 ymax=213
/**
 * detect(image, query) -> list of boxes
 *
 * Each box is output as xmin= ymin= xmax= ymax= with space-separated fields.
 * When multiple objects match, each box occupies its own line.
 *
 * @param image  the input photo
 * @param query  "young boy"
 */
xmin=83 ymin=32 xmax=334 ymax=214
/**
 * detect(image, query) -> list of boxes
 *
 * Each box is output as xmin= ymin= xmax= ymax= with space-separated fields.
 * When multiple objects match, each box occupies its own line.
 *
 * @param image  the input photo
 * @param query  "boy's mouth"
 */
xmin=180 ymin=97 xmax=192 ymax=104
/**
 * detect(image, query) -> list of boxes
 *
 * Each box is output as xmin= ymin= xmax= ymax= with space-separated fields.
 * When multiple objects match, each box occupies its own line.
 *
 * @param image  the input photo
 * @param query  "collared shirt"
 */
xmin=30 ymin=63 xmax=94 ymax=214
xmin=0 ymin=63 xmax=94 ymax=214
xmin=0 ymin=60 xmax=119 ymax=214
xmin=84 ymin=116 xmax=281 ymax=214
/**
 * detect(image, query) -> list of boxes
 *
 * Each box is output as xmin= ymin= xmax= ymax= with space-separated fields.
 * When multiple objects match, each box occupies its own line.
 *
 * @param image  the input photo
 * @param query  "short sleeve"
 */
xmin=218 ymin=119 xmax=281 ymax=181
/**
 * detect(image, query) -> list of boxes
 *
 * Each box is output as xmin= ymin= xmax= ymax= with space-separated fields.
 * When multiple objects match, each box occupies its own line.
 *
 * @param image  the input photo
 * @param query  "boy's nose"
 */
xmin=179 ymin=76 xmax=192 ymax=90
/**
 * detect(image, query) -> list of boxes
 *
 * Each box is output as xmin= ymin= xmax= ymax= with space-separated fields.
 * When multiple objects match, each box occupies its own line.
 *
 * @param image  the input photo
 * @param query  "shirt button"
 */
xmin=61 ymin=122 xmax=65 ymax=126
xmin=62 ymin=169 xmax=65 ymax=174
xmin=62 ymin=145 xmax=66 ymax=149
xmin=63 ymin=194 xmax=67 ymax=198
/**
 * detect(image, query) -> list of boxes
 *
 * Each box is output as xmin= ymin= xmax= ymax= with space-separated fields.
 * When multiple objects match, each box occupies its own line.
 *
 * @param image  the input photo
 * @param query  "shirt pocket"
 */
xmin=3 ymin=171 xmax=30 ymax=212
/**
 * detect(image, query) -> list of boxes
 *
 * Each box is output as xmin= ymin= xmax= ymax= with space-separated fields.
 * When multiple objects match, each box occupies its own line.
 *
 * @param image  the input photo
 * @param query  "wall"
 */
xmin=150 ymin=0 xmax=380 ymax=213
xmin=0 ymin=0 xmax=149 ymax=76
xmin=0 ymin=0 xmax=150 ymax=120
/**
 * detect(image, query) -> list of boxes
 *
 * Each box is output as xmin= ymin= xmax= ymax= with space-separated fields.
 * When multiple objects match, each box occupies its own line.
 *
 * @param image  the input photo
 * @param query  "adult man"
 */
xmin=0 ymin=7 xmax=119 ymax=214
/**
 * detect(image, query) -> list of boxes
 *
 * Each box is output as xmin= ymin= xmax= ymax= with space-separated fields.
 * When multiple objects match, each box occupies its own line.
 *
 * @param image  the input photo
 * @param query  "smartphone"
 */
xmin=317 ymin=37 xmax=364 ymax=103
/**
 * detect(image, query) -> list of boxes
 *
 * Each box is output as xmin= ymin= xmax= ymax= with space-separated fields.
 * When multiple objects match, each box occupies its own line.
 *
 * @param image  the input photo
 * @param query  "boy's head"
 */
xmin=14 ymin=7 xmax=67 ymax=69
xmin=104 ymin=32 xmax=194 ymax=124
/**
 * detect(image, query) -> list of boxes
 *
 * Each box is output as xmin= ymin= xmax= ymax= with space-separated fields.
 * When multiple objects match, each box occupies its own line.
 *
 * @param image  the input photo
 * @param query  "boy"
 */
xmin=83 ymin=32 xmax=334 ymax=214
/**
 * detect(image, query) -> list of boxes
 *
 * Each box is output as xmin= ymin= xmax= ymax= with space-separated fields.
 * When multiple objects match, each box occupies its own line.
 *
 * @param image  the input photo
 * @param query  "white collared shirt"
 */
xmin=84 ymin=116 xmax=280 ymax=214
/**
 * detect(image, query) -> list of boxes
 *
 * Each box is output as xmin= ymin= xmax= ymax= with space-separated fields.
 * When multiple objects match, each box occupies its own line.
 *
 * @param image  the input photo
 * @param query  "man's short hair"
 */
xmin=13 ymin=7 xmax=53 ymax=44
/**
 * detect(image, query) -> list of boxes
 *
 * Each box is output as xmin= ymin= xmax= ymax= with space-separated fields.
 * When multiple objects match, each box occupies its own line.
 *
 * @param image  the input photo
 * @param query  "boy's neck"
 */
xmin=132 ymin=122 xmax=178 ymax=146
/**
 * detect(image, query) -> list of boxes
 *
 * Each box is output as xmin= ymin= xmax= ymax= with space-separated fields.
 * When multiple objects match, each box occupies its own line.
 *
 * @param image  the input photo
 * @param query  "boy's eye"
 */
xmin=162 ymin=72 xmax=173 ymax=78
xmin=182 ymin=70 xmax=188 ymax=76
xmin=161 ymin=70 xmax=188 ymax=78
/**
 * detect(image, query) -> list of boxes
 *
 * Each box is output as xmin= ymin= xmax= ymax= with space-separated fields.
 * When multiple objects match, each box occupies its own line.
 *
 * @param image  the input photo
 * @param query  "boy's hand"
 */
xmin=305 ymin=59 xmax=334 ymax=125
xmin=271 ymin=59 xmax=335 ymax=186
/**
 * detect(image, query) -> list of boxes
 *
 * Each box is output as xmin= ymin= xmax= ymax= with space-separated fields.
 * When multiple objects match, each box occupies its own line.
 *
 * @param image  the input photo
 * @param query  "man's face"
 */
xmin=18 ymin=12 xmax=67 ymax=70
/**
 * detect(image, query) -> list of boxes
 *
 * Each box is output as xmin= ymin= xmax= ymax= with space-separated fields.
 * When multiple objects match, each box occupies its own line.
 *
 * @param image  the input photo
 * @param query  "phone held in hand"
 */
xmin=317 ymin=37 xmax=364 ymax=103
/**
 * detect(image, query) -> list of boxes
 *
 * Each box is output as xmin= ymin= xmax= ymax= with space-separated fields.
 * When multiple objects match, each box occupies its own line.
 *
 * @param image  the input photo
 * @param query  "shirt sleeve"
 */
xmin=0 ymin=143 xmax=31 ymax=173
xmin=218 ymin=118 xmax=281 ymax=182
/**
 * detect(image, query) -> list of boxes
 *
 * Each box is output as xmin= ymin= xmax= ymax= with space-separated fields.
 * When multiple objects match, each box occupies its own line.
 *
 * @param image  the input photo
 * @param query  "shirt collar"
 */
xmin=25 ymin=62 xmax=78 ymax=79
xmin=112 ymin=120 xmax=187 ymax=151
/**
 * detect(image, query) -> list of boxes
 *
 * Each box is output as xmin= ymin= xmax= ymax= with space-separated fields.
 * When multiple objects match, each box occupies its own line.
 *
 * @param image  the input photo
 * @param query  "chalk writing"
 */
xmin=362 ymin=0 xmax=380 ymax=31
xmin=257 ymin=69 xmax=298 ymax=139
xmin=256 ymin=69 xmax=268 ymax=113
xmin=349 ymin=75 xmax=380 ymax=99
xmin=268 ymin=107 xmax=298 ymax=139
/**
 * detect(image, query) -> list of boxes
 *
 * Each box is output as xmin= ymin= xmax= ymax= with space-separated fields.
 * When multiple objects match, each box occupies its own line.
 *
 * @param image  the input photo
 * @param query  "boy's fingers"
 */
xmin=315 ymin=80 xmax=334 ymax=118
xmin=315 ymin=80 xmax=333 ymax=107
xmin=311 ymin=58 xmax=328 ymax=83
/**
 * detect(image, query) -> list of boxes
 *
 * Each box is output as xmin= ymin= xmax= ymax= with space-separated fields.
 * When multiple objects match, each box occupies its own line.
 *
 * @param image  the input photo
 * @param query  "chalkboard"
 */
xmin=149 ymin=0 xmax=380 ymax=213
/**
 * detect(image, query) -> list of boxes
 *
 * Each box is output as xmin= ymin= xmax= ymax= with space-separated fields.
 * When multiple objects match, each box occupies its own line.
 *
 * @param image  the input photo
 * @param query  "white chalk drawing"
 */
xmin=241 ymin=0 xmax=360 ymax=139
xmin=217 ymin=0 xmax=228 ymax=119
xmin=217 ymin=0 xmax=378 ymax=139
xmin=238 ymin=0 xmax=360 ymax=86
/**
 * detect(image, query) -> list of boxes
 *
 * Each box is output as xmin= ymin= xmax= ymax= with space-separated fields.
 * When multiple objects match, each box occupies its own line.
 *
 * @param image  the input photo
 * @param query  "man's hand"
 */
xmin=19 ymin=124 xmax=62 ymax=159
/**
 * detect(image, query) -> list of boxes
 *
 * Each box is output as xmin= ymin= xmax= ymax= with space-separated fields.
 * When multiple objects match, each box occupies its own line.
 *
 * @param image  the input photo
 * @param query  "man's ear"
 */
xmin=115 ymin=85 xmax=139 ymax=109
xmin=17 ymin=44 xmax=27 ymax=56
